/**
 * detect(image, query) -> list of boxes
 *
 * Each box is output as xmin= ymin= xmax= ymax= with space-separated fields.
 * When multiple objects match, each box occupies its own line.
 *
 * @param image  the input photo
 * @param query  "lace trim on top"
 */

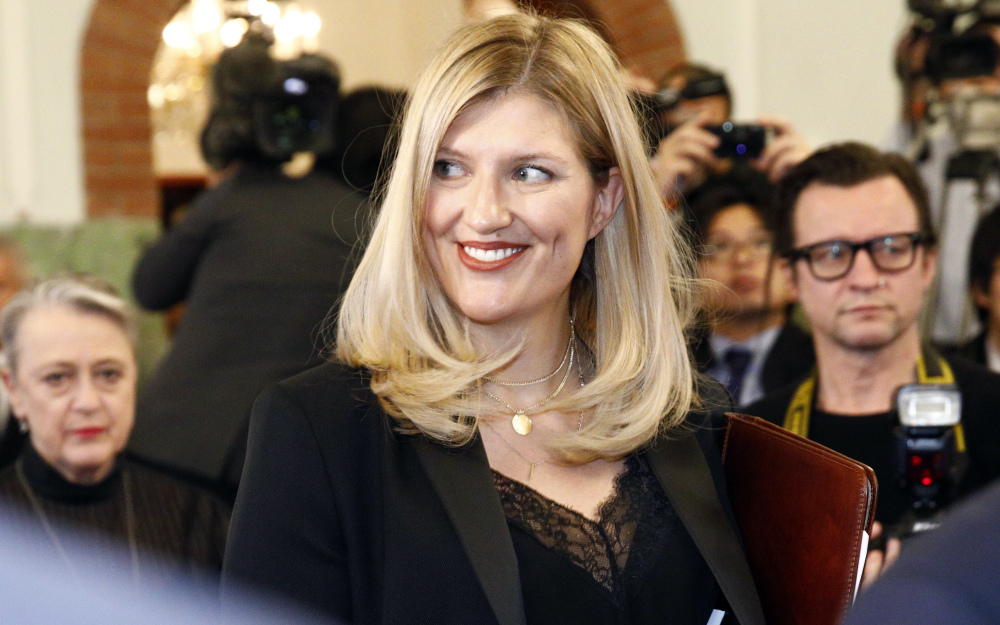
xmin=493 ymin=454 xmax=677 ymax=605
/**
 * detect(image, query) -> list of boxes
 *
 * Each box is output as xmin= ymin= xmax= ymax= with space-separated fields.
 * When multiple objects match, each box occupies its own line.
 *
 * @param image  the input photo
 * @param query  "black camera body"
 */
xmin=201 ymin=34 xmax=340 ymax=169
xmin=252 ymin=55 xmax=339 ymax=161
xmin=926 ymin=31 xmax=1000 ymax=82
xmin=706 ymin=123 xmax=766 ymax=159
xmin=909 ymin=0 xmax=1000 ymax=82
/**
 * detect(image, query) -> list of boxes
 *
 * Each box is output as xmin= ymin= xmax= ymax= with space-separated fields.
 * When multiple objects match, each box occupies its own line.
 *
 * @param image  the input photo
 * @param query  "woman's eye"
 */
xmin=42 ymin=372 xmax=71 ymax=387
xmin=96 ymin=368 xmax=124 ymax=385
xmin=514 ymin=166 xmax=551 ymax=183
xmin=433 ymin=160 xmax=463 ymax=179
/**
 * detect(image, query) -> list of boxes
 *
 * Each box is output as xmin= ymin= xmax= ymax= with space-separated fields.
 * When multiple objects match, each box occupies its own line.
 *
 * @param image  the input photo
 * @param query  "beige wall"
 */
xmin=672 ymin=0 xmax=910 ymax=148
xmin=312 ymin=0 xmax=464 ymax=90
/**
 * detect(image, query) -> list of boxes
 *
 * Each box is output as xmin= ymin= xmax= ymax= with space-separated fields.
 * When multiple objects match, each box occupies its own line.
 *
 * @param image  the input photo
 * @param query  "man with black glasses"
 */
xmin=745 ymin=143 xmax=1000 ymax=584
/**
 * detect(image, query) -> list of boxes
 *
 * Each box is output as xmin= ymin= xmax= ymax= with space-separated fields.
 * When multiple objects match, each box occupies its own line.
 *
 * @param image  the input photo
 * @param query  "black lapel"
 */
xmin=412 ymin=436 xmax=526 ymax=625
xmin=646 ymin=431 xmax=765 ymax=625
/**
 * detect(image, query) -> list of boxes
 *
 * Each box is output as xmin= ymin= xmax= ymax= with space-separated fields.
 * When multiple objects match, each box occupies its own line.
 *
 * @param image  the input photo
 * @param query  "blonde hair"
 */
xmin=335 ymin=13 xmax=697 ymax=461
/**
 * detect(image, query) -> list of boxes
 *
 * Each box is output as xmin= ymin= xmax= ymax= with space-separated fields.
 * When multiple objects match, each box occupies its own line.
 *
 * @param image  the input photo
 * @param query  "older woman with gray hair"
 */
xmin=0 ymin=274 xmax=229 ymax=586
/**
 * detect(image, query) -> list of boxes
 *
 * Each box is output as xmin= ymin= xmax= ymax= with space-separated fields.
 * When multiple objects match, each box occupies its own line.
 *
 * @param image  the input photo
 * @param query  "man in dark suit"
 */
xmin=688 ymin=171 xmax=814 ymax=407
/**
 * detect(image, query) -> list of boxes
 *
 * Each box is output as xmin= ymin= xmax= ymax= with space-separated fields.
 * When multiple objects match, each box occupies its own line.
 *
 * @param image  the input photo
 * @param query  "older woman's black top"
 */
xmin=0 ymin=444 xmax=230 ymax=586
xmin=495 ymin=455 xmax=718 ymax=624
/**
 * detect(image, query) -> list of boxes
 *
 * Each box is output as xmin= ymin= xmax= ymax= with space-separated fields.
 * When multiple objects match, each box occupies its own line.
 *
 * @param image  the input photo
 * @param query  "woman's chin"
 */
xmin=55 ymin=448 xmax=120 ymax=484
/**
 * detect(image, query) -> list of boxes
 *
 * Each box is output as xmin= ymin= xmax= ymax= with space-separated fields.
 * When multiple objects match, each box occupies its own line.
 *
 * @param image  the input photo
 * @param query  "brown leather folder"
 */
xmin=722 ymin=413 xmax=877 ymax=625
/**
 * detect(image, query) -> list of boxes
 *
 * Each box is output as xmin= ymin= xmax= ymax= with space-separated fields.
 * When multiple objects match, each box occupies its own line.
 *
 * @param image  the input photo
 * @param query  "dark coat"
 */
xmin=844 ymin=480 xmax=1000 ymax=625
xmin=222 ymin=363 xmax=765 ymax=625
xmin=955 ymin=332 xmax=988 ymax=367
xmin=129 ymin=166 xmax=368 ymax=491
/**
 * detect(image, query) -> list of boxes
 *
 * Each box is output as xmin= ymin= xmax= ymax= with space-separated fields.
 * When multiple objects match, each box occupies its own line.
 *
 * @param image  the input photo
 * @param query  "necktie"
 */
xmin=723 ymin=346 xmax=754 ymax=404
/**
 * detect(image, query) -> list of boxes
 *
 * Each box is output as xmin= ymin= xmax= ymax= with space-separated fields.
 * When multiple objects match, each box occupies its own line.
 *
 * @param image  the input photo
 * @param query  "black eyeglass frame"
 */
xmin=783 ymin=232 xmax=932 ymax=282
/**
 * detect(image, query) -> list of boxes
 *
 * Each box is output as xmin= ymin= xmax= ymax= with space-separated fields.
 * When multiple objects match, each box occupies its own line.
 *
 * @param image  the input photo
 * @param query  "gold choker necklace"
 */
xmin=483 ymin=321 xmax=574 ymax=387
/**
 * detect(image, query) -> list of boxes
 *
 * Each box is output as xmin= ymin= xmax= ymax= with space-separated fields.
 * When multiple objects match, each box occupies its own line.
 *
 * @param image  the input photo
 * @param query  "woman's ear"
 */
xmin=589 ymin=167 xmax=624 ymax=240
xmin=1 ymin=368 xmax=24 ymax=419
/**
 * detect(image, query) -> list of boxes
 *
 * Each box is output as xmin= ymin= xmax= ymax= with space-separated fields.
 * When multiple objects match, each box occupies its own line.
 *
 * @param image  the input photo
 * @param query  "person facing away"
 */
xmin=223 ymin=12 xmax=765 ymax=625
xmin=744 ymin=142 xmax=1000 ymax=586
xmin=687 ymin=171 xmax=813 ymax=407
xmin=843 ymin=479 xmax=1000 ymax=625
xmin=128 ymin=36 xmax=368 ymax=500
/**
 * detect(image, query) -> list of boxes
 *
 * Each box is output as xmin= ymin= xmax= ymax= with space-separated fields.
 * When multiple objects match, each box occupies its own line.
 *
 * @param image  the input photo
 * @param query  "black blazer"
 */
xmin=223 ymin=363 xmax=765 ymax=625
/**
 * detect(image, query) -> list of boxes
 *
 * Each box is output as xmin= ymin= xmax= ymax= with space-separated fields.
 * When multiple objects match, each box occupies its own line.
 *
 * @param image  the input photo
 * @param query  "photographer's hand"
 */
xmin=860 ymin=521 xmax=902 ymax=591
xmin=754 ymin=116 xmax=811 ymax=182
xmin=649 ymin=113 xmax=720 ymax=206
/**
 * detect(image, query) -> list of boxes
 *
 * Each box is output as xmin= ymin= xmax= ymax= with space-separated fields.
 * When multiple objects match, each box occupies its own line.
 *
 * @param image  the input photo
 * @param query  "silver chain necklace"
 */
xmin=16 ymin=459 xmax=141 ymax=585
xmin=483 ymin=421 xmax=554 ymax=480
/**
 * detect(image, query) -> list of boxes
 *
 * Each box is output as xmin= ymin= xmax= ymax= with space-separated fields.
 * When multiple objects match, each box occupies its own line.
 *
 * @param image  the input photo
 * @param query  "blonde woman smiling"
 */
xmin=224 ymin=13 xmax=764 ymax=625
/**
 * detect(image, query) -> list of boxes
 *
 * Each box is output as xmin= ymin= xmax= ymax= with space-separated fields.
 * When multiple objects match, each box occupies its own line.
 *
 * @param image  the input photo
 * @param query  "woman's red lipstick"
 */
xmin=73 ymin=427 xmax=105 ymax=439
xmin=458 ymin=242 xmax=527 ymax=271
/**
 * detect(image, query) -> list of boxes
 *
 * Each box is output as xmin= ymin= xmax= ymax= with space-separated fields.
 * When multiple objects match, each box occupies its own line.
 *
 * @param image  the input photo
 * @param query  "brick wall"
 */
xmin=79 ymin=0 xmax=682 ymax=218
xmin=80 ymin=0 xmax=184 ymax=218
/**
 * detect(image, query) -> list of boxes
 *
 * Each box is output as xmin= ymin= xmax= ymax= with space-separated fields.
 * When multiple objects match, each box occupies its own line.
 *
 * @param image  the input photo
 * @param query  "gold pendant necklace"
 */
xmin=483 ymin=337 xmax=575 ymax=435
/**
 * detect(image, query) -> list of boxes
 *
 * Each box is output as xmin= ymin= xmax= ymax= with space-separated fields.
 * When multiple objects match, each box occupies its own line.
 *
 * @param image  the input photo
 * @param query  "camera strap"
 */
xmin=782 ymin=345 xmax=966 ymax=452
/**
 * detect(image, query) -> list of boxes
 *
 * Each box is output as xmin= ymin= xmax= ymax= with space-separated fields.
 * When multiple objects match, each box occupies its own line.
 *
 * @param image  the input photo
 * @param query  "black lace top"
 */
xmin=493 ymin=454 xmax=721 ymax=625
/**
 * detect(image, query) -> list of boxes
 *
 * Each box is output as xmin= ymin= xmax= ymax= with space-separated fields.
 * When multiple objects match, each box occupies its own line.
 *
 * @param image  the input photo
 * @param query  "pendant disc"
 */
xmin=511 ymin=414 xmax=533 ymax=436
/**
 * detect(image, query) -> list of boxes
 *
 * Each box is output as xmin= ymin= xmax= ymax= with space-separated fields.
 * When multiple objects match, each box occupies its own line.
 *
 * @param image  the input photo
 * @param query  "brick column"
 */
xmin=80 ymin=0 xmax=183 ymax=218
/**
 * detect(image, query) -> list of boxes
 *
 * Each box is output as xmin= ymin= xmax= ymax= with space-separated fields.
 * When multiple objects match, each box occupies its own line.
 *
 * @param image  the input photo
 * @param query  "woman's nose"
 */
xmin=464 ymin=176 xmax=513 ymax=234
xmin=73 ymin=377 xmax=102 ymax=411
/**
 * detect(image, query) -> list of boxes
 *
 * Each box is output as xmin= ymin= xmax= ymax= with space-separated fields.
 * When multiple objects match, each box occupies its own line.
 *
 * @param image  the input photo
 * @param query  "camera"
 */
xmin=902 ymin=0 xmax=1000 ymax=170
xmin=893 ymin=383 xmax=965 ymax=535
xmin=926 ymin=31 xmax=1000 ymax=82
xmin=252 ymin=54 xmax=339 ymax=161
xmin=201 ymin=33 xmax=340 ymax=169
xmin=706 ymin=122 xmax=766 ymax=159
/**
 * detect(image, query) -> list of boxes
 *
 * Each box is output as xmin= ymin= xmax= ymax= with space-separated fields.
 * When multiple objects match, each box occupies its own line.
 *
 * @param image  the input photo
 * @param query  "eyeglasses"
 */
xmin=700 ymin=238 xmax=774 ymax=264
xmin=784 ymin=232 xmax=930 ymax=281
